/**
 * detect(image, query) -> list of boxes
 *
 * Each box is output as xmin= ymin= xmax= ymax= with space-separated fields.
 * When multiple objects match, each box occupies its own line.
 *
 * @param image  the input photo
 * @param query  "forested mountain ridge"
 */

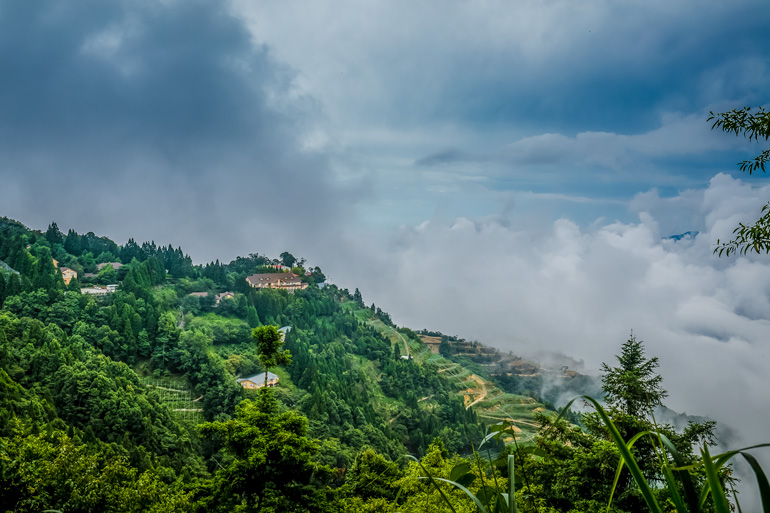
xmin=0 ymin=217 xmax=729 ymax=512
xmin=0 ymin=217 xmax=491 ymax=510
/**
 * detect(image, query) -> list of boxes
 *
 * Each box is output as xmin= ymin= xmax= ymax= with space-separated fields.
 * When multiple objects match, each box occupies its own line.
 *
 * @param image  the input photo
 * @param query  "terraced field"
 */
xmin=142 ymin=377 xmax=204 ymax=425
xmin=343 ymin=301 xmax=547 ymax=444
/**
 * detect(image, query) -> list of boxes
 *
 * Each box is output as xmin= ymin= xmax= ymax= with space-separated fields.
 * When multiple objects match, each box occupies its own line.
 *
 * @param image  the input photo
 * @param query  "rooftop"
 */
xmin=236 ymin=371 xmax=279 ymax=384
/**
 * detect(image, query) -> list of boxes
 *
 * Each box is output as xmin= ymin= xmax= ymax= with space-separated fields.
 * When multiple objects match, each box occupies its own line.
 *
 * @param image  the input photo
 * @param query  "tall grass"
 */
xmin=417 ymin=396 xmax=770 ymax=513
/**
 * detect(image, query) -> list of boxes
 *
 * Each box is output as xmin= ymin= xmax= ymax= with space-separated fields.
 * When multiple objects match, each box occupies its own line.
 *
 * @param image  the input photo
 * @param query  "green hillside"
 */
xmin=342 ymin=300 xmax=549 ymax=443
xmin=0 ymin=217 xmax=733 ymax=512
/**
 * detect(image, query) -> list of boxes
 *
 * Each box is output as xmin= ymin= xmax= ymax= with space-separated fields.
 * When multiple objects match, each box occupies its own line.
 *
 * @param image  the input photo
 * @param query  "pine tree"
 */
xmin=600 ymin=334 xmax=667 ymax=417
xmin=64 ymin=229 xmax=81 ymax=255
xmin=252 ymin=325 xmax=291 ymax=388
xmin=45 ymin=222 xmax=63 ymax=245
xmin=246 ymin=306 xmax=261 ymax=328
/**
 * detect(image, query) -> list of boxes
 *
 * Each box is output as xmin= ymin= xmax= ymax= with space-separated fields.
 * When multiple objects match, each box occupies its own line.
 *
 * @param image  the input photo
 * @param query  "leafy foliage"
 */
xmin=710 ymin=105 xmax=770 ymax=255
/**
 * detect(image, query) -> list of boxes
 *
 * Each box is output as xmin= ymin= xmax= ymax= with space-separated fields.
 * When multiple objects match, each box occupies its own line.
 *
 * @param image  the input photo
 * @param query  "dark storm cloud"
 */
xmin=240 ymin=0 xmax=769 ymax=138
xmin=0 ymin=1 xmax=284 ymax=152
xmin=434 ymin=2 xmax=770 ymax=134
xmin=0 ymin=0 xmax=354 ymax=263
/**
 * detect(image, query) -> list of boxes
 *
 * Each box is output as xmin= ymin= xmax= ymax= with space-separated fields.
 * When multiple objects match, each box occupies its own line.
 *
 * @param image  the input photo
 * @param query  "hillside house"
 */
xmin=81 ymin=284 xmax=118 ymax=296
xmin=188 ymin=292 xmax=209 ymax=298
xmin=81 ymin=286 xmax=108 ymax=296
xmin=60 ymin=267 xmax=77 ymax=285
xmin=215 ymin=291 xmax=235 ymax=305
xmin=97 ymin=262 xmax=124 ymax=271
xmin=236 ymin=372 xmax=279 ymax=389
xmin=245 ymin=273 xmax=308 ymax=292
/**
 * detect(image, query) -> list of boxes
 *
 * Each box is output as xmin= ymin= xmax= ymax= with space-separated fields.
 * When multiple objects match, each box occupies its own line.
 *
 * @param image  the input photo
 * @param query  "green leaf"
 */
xmin=507 ymin=454 xmax=518 ymax=513
xmin=450 ymin=462 xmax=472 ymax=482
xmin=431 ymin=477 xmax=489 ymax=513
xmin=606 ymin=430 xmax=654 ymax=513
xmin=702 ymin=445 xmax=731 ymax=513
xmin=408 ymin=455 xmax=459 ymax=513
xmin=740 ymin=452 xmax=770 ymax=513
xmin=476 ymin=485 xmax=499 ymax=506
xmin=661 ymin=462 xmax=687 ymax=513
xmin=659 ymin=433 xmax=699 ymax=513
xmin=580 ymin=396 xmax=663 ymax=513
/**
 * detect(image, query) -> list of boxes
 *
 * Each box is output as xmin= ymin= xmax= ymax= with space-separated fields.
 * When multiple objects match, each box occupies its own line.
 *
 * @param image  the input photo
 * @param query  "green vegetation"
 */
xmin=0 ymin=216 xmax=767 ymax=512
xmin=711 ymin=105 xmax=770 ymax=256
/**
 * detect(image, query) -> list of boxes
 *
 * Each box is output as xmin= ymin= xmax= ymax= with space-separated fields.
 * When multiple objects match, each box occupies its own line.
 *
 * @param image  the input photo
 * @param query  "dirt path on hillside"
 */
xmin=464 ymin=374 xmax=488 ymax=409
xmin=377 ymin=323 xmax=410 ymax=358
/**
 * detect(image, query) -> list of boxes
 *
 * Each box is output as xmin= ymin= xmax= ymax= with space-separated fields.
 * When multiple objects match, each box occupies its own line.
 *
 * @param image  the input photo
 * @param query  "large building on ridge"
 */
xmin=245 ymin=272 xmax=308 ymax=292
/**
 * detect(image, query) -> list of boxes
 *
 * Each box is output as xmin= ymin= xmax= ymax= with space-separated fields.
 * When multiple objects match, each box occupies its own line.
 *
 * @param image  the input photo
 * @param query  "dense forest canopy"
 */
xmin=0 ymin=217 xmax=761 ymax=512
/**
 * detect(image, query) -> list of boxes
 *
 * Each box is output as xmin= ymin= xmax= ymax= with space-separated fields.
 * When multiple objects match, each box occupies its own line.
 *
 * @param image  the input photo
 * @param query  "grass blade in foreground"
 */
xmin=508 ymin=454 xmax=518 ymax=513
xmin=659 ymin=433 xmax=700 ymax=513
xmin=702 ymin=445 xmax=731 ymax=513
xmin=740 ymin=452 xmax=770 ymax=513
xmin=429 ymin=477 xmax=489 ymax=513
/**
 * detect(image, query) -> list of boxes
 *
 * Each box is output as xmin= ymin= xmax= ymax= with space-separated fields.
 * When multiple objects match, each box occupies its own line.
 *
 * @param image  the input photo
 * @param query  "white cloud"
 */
xmin=504 ymin=112 xmax=743 ymax=170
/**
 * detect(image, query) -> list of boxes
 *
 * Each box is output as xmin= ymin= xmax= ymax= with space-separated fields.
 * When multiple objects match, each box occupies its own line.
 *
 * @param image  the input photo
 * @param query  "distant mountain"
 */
xmin=666 ymin=230 xmax=699 ymax=241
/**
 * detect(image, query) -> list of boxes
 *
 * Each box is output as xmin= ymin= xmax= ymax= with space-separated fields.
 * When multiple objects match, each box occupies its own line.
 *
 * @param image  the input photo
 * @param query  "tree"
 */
xmin=63 ymin=229 xmax=81 ymax=255
xmin=710 ymin=106 xmax=770 ymax=255
xmin=280 ymin=251 xmax=297 ymax=268
xmin=438 ymin=339 xmax=452 ymax=357
xmin=198 ymin=393 xmax=321 ymax=511
xmin=44 ymin=222 xmax=64 ymax=245
xmin=576 ymin=335 xmax=719 ymax=511
xmin=600 ymin=333 xmax=667 ymax=418
xmin=252 ymin=325 xmax=291 ymax=387
xmin=97 ymin=262 xmax=117 ymax=284
xmin=245 ymin=305 xmax=261 ymax=328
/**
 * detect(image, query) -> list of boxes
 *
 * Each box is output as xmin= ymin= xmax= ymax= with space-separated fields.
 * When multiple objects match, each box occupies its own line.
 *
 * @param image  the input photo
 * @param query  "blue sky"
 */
xmin=2 ymin=0 xmax=770 ymax=471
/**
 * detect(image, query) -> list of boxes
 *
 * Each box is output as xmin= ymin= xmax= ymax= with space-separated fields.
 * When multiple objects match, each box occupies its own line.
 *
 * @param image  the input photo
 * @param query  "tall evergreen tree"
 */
xmin=45 ymin=222 xmax=64 ymax=245
xmin=252 ymin=325 xmax=291 ymax=388
xmin=600 ymin=334 xmax=667 ymax=417
xmin=63 ymin=229 xmax=81 ymax=255
xmin=31 ymin=246 xmax=60 ymax=291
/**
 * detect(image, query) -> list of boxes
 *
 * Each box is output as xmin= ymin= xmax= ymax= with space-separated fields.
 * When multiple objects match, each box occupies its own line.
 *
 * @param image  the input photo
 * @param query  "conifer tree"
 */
xmin=45 ymin=222 xmax=63 ymax=245
xmin=600 ymin=334 xmax=667 ymax=417
xmin=64 ymin=229 xmax=81 ymax=255
xmin=252 ymin=325 xmax=291 ymax=388
xmin=246 ymin=305 xmax=261 ymax=328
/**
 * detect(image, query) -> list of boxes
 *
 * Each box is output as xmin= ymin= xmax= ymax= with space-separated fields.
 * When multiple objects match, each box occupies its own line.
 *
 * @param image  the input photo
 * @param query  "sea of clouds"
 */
xmin=329 ymin=173 xmax=770 ymax=450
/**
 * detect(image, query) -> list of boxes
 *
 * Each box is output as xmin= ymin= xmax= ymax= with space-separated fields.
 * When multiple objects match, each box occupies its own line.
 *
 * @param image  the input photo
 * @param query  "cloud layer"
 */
xmin=329 ymin=173 xmax=770 ymax=453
